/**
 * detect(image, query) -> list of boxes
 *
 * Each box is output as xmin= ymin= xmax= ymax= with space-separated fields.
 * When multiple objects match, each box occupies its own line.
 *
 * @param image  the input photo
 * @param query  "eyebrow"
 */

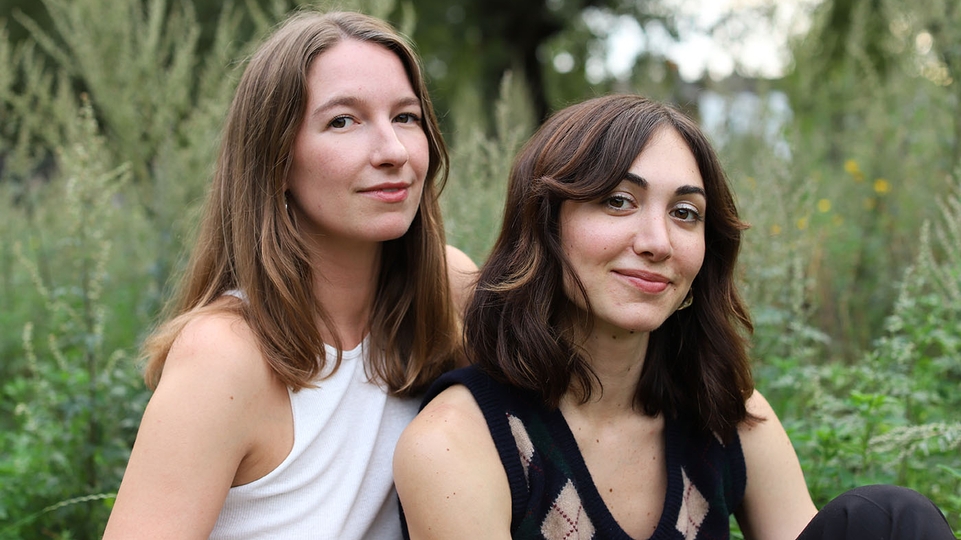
xmin=309 ymin=95 xmax=422 ymax=120
xmin=624 ymin=172 xmax=706 ymax=197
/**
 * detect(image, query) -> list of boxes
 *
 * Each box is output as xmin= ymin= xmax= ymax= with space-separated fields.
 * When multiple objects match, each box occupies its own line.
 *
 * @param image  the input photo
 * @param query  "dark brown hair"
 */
xmin=143 ymin=10 xmax=457 ymax=396
xmin=464 ymin=94 xmax=755 ymax=439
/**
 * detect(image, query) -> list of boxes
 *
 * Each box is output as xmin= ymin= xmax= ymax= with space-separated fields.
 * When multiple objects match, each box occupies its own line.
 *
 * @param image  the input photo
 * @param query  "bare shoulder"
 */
xmin=445 ymin=244 xmax=478 ymax=315
xmin=160 ymin=307 xmax=270 ymax=394
xmin=154 ymin=306 xmax=285 ymax=451
xmin=399 ymin=384 xmax=488 ymax=449
xmin=735 ymin=389 xmax=817 ymax=540
xmin=394 ymin=384 xmax=512 ymax=539
xmin=737 ymin=389 xmax=794 ymax=469
xmin=741 ymin=389 xmax=776 ymax=428
xmin=445 ymin=244 xmax=478 ymax=275
xmin=395 ymin=384 xmax=493 ymax=480
xmin=103 ymin=306 xmax=286 ymax=538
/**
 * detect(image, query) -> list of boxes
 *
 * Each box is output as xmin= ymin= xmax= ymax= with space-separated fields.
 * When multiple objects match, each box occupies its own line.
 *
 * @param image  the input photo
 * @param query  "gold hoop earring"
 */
xmin=677 ymin=288 xmax=694 ymax=311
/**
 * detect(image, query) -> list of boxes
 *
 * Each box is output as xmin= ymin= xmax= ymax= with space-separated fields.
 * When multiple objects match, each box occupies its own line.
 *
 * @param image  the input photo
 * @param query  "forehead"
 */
xmin=306 ymin=39 xmax=414 ymax=97
xmin=627 ymin=127 xmax=704 ymax=190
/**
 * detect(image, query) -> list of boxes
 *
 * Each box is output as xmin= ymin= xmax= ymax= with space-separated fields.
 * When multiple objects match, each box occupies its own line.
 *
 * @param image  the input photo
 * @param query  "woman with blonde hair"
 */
xmin=104 ymin=10 xmax=474 ymax=539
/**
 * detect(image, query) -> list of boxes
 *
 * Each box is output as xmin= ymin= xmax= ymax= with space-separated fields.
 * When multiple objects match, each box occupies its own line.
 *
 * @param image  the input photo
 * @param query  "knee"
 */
xmin=835 ymin=484 xmax=935 ymax=517
xmin=815 ymin=485 xmax=953 ymax=539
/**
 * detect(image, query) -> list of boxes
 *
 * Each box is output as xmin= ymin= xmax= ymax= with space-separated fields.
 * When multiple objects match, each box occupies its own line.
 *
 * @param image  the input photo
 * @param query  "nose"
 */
xmin=632 ymin=212 xmax=673 ymax=261
xmin=370 ymin=120 xmax=410 ymax=168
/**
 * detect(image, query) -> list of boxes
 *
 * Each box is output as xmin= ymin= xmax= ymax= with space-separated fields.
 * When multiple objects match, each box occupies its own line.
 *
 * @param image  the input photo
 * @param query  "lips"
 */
xmin=613 ymin=269 xmax=671 ymax=294
xmin=359 ymin=182 xmax=411 ymax=203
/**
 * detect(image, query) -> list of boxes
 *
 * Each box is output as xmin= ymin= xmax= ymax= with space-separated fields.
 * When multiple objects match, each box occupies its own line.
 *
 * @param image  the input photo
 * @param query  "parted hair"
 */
xmin=143 ymin=10 xmax=457 ymax=396
xmin=464 ymin=94 xmax=755 ymax=439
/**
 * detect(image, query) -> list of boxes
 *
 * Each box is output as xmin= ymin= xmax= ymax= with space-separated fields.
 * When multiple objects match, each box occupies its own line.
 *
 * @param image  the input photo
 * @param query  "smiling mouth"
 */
xmin=360 ymin=182 xmax=411 ymax=192
xmin=361 ymin=185 xmax=410 ymax=203
xmin=614 ymin=271 xmax=671 ymax=294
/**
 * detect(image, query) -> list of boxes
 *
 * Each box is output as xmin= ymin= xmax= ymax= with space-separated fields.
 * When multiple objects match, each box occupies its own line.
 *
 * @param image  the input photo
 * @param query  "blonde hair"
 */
xmin=143 ymin=11 xmax=457 ymax=396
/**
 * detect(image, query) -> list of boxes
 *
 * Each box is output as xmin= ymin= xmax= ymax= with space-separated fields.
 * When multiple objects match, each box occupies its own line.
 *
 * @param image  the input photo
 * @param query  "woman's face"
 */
xmin=286 ymin=39 xmax=429 ymax=249
xmin=559 ymin=127 xmax=706 ymax=337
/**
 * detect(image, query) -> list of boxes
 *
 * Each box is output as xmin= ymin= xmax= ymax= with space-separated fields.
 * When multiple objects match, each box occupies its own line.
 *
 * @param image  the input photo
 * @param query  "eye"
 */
xmin=671 ymin=203 xmax=703 ymax=223
xmin=394 ymin=112 xmax=422 ymax=124
xmin=602 ymin=193 xmax=635 ymax=211
xmin=328 ymin=116 xmax=355 ymax=129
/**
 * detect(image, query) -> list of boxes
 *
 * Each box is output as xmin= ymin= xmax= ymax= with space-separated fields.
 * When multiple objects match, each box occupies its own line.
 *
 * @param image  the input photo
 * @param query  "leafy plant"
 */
xmin=2 ymin=0 xmax=961 ymax=537
xmin=441 ymin=71 xmax=535 ymax=261
xmin=0 ymin=102 xmax=150 ymax=539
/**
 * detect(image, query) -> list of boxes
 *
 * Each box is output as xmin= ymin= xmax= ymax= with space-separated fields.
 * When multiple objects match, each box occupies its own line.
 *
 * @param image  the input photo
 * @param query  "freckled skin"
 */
xmin=559 ymin=128 xmax=706 ymax=338
xmin=286 ymin=40 xmax=429 ymax=249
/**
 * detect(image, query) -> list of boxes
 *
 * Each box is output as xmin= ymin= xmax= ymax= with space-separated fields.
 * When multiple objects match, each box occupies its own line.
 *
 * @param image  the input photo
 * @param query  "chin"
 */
xmin=614 ymin=314 xmax=674 ymax=334
xmin=369 ymin=220 xmax=417 ymax=242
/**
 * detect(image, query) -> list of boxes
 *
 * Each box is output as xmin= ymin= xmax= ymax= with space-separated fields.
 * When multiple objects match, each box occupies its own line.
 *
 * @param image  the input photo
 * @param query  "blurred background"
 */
xmin=1 ymin=0 xmax=959 ymax=537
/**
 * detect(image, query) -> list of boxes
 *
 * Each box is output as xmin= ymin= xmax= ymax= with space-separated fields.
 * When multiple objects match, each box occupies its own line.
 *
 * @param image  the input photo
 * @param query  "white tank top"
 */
xmin=209 ymin=338 xmax=420 ymax=539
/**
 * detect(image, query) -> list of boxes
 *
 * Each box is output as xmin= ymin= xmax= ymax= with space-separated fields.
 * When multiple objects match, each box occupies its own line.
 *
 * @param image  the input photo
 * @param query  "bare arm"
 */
xmin=393 ymin=385 xmax=512 ymax=540
xmin=103 ymin=312 xmax=286 ymax=539
xmin=735 ymin=390 xmax=818 ymax=540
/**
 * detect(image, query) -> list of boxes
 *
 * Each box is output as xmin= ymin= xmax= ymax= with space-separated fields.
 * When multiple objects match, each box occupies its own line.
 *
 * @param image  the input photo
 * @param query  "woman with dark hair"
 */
xmin=394 ymin=94 xmax=954 ymax=539
xmin=103 ymin=9 xmax=475 ymax=539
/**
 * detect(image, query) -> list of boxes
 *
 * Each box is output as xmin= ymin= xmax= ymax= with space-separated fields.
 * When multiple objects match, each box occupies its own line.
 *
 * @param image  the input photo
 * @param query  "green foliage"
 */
xmin=884 ymin=0 xmax=961 ymax=164
xmin=441 ymin=71 xmax=535 ymax=261
xmin=779 ymin=0 xmax=961 ymax=357
xmin=8 ymin=0 xmax=286 ymax=301
xmin=0 ymin=103 xmax=151 ymax=539
xmin=1 ymin=0 xmax=961 ymax=537
xmin=407 ymin=0 xmax=678 ymax=127
xmin=755 ymin=175 xmax=961 ymax=532
xmin=0 ymin=26 xmax=75 ymax=184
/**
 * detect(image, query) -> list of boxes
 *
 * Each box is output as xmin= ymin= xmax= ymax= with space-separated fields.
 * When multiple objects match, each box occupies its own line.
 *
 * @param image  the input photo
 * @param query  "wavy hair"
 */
xmin=464 ymin=94 xmax=754 ymax=439
xmin=143 ymin=10 xmax=457 ymax=396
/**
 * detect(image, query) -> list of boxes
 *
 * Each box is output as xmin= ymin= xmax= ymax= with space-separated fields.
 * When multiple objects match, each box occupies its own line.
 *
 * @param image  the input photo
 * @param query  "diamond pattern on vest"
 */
xmin=541 ymin=480 xmax=596 ymax=540
xmin=509 ymin=413 xmax=536 ymax=485
xmin=675 ymin=468 xmax=709 ymax=540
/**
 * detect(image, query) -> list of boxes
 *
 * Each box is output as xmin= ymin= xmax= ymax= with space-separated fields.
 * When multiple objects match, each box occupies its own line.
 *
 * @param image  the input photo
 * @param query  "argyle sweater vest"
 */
xmin=416 ymin=366 xmax=747 ymax=540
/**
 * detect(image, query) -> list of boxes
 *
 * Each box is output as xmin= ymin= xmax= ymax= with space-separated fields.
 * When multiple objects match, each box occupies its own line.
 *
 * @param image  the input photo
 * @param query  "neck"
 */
xmin=307 ymin=237 xmax=382 ymax=349
xmin=563 ymin=325 xmax=650 ymax=418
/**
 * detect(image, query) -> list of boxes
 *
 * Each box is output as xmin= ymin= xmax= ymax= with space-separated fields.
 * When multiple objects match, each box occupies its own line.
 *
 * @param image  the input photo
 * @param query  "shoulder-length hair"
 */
xmin=143 ymin=10 xmax=457 ymax=396
xmin=465 ymin=94 xmax=754 ymax=439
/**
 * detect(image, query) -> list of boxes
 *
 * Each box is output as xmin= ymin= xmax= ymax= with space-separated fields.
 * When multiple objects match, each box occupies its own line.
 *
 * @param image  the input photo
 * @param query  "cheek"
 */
xmin=571 ymin=226 xmax=623 ymax=261
xmin=680 ymin=237 xmax=706 ymax=277
xmin=406 ymin=131 xmax=431 ymax=177
xmin=562 ymin=229 xmax=608 ymax=290
xmin=290 ymin=139 xmax=339 ymax=186
xmin=561 ymin=215 xmax=617 ymax=270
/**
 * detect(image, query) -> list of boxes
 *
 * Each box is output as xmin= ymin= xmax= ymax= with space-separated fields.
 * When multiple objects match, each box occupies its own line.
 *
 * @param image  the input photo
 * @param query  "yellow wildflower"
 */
xmin=845 ymin=160 xmax=864 ymax=182
xmin=873 ymin=178 xmax=891 ymax=195
xmin=817 ymin=199 xmax=831 ymax=213
xmin=797 ymin=216 xmax=809 ymax=230
xmin=770 ymin=224 xmax=782 ymax=236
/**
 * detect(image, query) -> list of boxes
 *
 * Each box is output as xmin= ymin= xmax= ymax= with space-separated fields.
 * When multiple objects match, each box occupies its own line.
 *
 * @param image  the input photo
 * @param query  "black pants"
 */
xmin=796 ymin=485 xmax=956 ymax=539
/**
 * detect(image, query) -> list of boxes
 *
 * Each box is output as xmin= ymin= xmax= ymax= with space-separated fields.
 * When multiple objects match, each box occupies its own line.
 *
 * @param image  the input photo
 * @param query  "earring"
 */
xmin=284 ymin=191 xmax=295 ymax=227
xmin=677 ymin=288 xmax=693 ymax=311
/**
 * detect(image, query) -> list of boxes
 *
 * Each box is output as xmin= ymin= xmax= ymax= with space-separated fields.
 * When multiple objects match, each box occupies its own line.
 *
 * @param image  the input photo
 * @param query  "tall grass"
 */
xmin=0 ymin=103 xmax=151 ymax=539
xmin=1 ymin=0 xmax=959 ymax=537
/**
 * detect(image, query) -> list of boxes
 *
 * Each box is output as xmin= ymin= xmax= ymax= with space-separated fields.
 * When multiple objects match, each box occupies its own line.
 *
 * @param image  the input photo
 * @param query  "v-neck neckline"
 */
xmin=542 ymin=405 xmax=683 ymax=540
